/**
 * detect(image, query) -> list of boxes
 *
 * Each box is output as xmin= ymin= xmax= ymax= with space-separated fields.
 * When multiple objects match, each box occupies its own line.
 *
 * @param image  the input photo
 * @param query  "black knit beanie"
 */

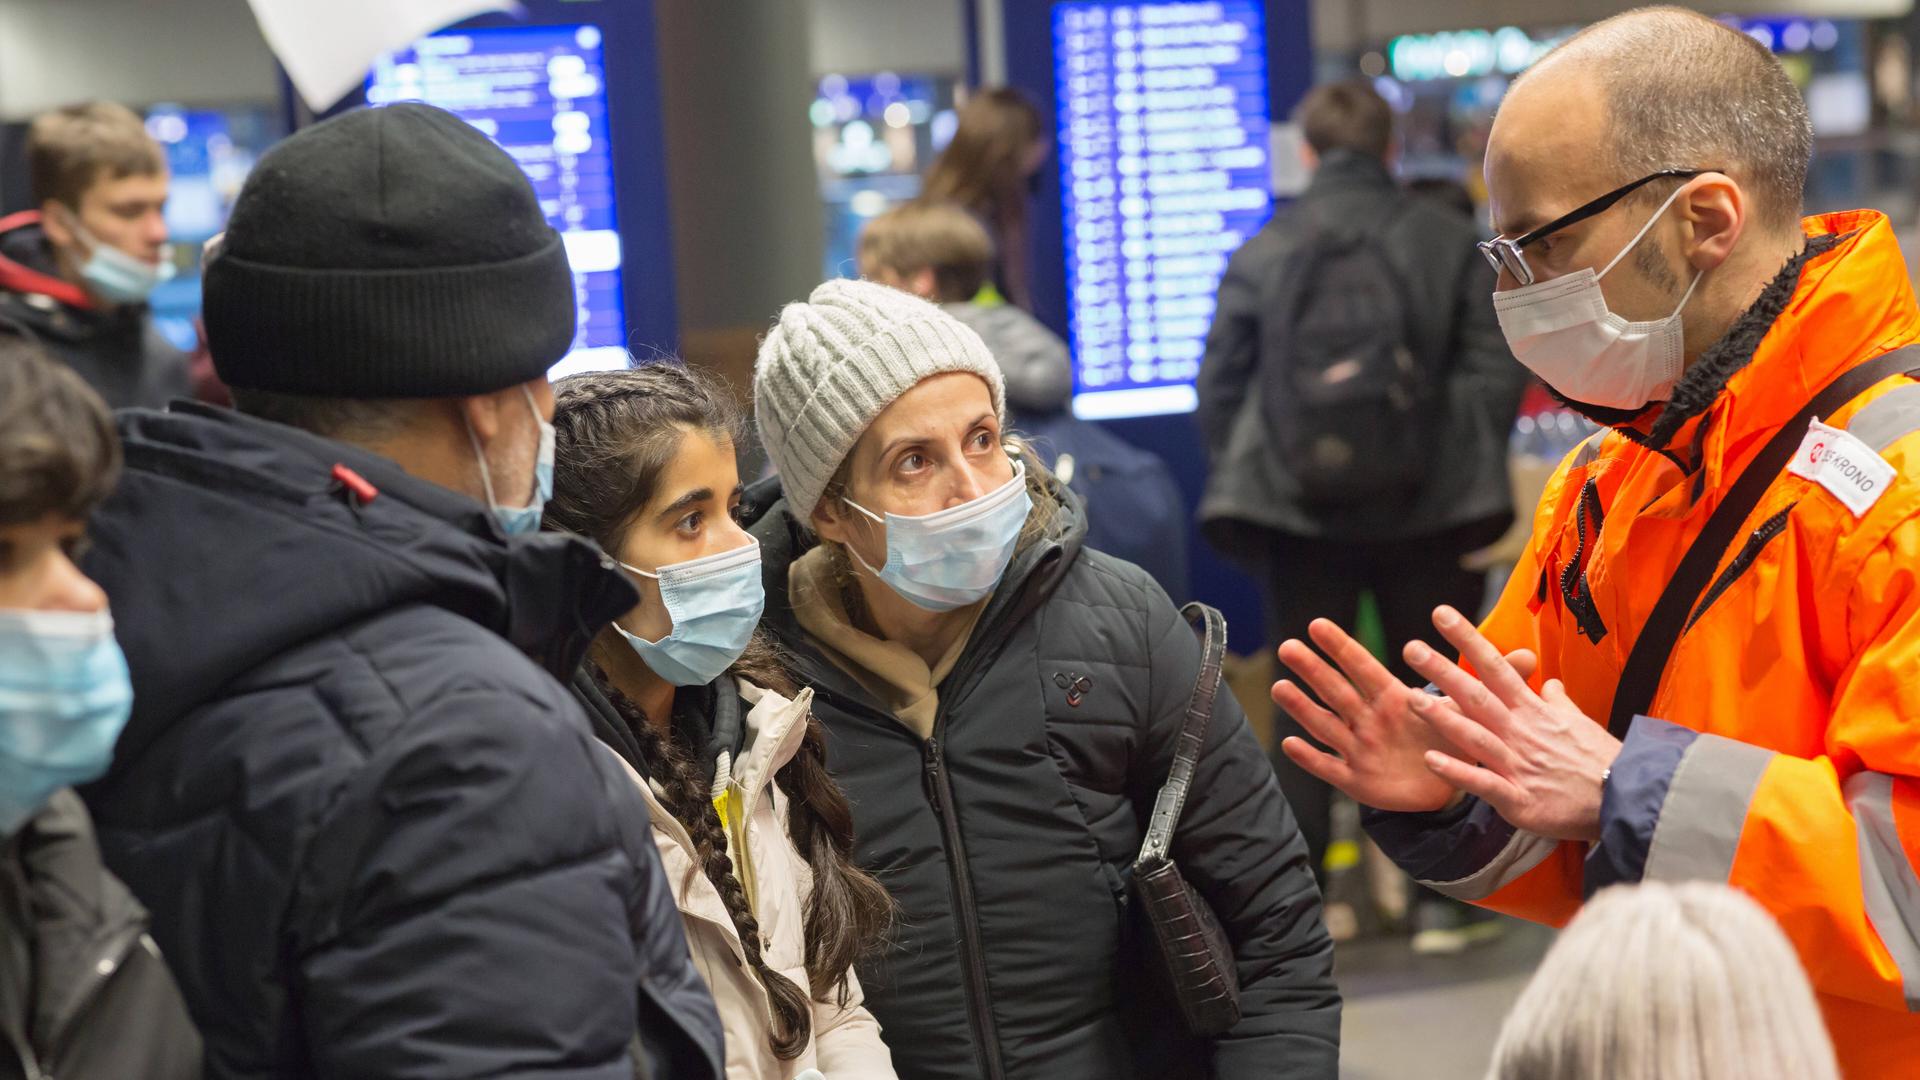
xmin=204 ymin=102 xmax=576 ymax=398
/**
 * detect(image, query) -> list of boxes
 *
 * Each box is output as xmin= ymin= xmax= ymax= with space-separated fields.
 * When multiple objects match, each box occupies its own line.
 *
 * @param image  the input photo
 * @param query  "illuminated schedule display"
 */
xmin=1054 ymin=1 xmax=1271 ymax=420
xmin=369 ymin=24 xmax=629 ymax=378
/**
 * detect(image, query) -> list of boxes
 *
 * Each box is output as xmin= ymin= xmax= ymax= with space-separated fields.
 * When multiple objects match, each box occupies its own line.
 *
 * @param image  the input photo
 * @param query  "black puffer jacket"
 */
xmin=744 ymin=475 xmax=1339 ymax=1080
xmin=1 ymin=790 xmax=201 ymax=1080
xmin=78 ymin=402 xmax=725 ymax=1080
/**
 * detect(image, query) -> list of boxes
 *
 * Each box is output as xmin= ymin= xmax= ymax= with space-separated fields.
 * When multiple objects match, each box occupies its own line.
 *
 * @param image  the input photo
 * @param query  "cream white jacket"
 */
xmin=607 ymin=683 xmax=895 ymax=1080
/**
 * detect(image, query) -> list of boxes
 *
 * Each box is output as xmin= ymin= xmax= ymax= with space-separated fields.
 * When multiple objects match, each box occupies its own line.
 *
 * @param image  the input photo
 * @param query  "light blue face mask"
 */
xmin=844 ymin=459 xmax=1032 ymax=612
xmin=64 ymin=214 xmax=174 ymax=305
xmin=0 ymin=608 xmax=134 ymax=836
xmin=468 ymin=386 xmax=555 ymax=536
xmin=614 ymin=539 xmax=766 ymax=687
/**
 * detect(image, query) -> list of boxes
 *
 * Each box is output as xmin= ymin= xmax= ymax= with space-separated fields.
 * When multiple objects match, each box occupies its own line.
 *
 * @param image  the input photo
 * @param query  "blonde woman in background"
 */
xmin=1488 ymin=882 xmax=1839 ymax=1080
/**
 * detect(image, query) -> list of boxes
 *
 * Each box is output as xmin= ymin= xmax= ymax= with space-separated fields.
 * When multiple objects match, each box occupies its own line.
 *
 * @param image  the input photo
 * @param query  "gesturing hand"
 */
xmin=1272 ymin=617 xmax=1536 ymax=814
xmin=1401 ymin=606 xmax=1621 ymax=843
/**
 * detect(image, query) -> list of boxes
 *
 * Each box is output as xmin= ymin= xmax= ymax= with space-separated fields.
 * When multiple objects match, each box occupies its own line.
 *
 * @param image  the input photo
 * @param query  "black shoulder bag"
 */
xmin=1132 ymin=601 xmax=1243 ymax=1038
xmin=1608 ymin=345 xmax=1920 ymax=734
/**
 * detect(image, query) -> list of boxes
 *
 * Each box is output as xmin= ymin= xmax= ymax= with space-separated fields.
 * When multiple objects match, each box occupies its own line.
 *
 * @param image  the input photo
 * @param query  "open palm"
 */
xmin=1272 ymin=617 xmax=1535 ymax=814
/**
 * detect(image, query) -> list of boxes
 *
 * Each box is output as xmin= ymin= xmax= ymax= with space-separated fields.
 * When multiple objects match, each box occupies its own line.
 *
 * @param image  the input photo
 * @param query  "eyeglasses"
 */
xmin=1478 ymin=168 xmax=1722 ymax=286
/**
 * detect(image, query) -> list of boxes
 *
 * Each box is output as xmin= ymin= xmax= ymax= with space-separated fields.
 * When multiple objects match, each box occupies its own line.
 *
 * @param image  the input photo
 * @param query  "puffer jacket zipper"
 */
xmin=44 ymin=920 xmax=149 ymax=1070
xmin=921 ymin=733 xmax=1005 ymax=1080
xmin=811 ymin=681 xmax=1009 ymax=1080
xmin=798 ymin=539 xmax=1060 ymax=1080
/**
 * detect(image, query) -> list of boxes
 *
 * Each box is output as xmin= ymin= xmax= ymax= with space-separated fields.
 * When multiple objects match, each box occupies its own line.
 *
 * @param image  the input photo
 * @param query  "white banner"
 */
xmin=243 ymin=0 xmax=518 ymax=113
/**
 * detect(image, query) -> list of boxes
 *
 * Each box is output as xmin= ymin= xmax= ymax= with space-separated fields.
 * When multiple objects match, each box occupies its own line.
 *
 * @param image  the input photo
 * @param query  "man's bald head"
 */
xmin=1513 ymin=7 xmax=1812 ymax=232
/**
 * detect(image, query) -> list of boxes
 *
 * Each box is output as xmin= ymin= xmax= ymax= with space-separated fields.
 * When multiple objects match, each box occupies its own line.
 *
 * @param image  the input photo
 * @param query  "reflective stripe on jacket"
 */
xmin=1370 ymin=210 xmax=1920 ymax=1079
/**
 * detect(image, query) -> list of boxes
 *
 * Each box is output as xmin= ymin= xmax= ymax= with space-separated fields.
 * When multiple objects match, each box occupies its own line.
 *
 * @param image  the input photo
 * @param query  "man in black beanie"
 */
xmin=75 ymin=103 xmax=725 ymax=1080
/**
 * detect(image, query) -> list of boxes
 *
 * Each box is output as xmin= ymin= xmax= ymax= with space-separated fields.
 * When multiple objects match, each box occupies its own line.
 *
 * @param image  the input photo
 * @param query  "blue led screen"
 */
xmin=1054 ymin=1 xmax=1271 ymax=419
xmin=369 ymin=24 xmax=628 ymax=378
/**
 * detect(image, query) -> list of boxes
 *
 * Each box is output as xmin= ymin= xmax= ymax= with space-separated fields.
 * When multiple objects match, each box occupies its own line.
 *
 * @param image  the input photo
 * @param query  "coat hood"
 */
xmin=84 ymin=402 xmax=637 ymax=772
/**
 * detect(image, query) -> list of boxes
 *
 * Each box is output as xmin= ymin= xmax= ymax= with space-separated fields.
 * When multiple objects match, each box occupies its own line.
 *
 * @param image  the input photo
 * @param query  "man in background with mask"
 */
xmin=77 ymin=103 xmax=724 ymax=1079
xmin=0 ymin=329 xmax=201 ymax=1079
xmin=0 ymin=101 xmax=188 ymax=409
xmin=1271 ymin=9 xmax=1920 ymax=1075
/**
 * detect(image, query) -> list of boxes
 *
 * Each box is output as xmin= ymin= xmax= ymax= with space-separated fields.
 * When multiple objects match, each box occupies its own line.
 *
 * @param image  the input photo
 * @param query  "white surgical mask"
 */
xmin=843 ymin=460 xmax=1032 ymax=612
xmin=1492 ymin=183 xmax=1704 ymax=411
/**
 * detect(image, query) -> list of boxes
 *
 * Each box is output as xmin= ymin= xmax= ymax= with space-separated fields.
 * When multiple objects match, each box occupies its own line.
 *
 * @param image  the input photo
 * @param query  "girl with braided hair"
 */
xmin=545 ymin=362 xmax=897 ymax=1080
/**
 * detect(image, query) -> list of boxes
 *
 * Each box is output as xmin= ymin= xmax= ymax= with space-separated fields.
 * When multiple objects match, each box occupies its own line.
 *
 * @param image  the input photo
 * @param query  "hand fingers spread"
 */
xmin=1279 ymin=736 xmax=1357 ymax=789
xmin=1505 ymin=649 xmax=1539 ymax=681
xmin=1307 ymin=618 xmax=1405 ymax=705
xmin=1403 ymin=639 xmax=1511 ymax=736
xmin=1273 ymin=679 xmax=1357 ymax=758
xmin=1277 ymin=638 xmax=1375 ymax=724
xmin=1431 ymin=606 xmax=1535 ymax=708
xmin=1423 ymin=750 xmax=1523 ymax=811
xmin=1416 ymin=695 xmax=1519 ymax=775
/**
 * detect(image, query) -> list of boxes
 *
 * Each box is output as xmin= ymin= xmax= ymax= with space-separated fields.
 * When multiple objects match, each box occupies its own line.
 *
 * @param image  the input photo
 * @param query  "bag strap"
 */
xmin=1607 ymin=344 xmax=1920 ymax=736
xmin=1138 ymin=602 xmax=1227 ymax=864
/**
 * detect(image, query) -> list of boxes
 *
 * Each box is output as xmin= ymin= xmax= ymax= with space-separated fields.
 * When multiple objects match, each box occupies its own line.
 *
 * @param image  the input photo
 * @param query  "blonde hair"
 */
xmin=857 ymin=202 xmax=995 ymax=303
xmin=28 ymin=101 xmax=165 ymax=209
xmin=1487 ymin=882 xmax=1838 ymax=1080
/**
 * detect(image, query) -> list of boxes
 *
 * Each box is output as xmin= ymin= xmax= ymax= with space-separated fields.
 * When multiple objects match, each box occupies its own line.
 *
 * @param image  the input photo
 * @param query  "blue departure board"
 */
xmin=1054 ymin=1 xmax=1270 ymax=419
xmin=368 ymin=24 xmax=629 ymax=378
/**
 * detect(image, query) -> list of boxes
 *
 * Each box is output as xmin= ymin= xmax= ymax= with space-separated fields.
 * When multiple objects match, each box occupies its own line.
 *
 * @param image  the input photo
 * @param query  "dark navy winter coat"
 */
xmin=79 ymin=402 xmax=724 ymax=1080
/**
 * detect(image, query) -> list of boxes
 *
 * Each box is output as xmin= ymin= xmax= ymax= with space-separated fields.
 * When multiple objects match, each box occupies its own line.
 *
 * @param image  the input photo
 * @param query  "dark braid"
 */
xmin=776 ymin=716 xmax=896 ymax=1006
xmin=592 ymin=665 xmax=815 ymax=1059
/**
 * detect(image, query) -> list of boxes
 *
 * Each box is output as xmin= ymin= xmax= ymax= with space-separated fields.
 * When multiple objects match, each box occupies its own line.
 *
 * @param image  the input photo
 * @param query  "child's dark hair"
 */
xmin=545 ymin=361 xmax=893 ymax=1059
xmin=0 ymin=329 xmax=120 ymax=524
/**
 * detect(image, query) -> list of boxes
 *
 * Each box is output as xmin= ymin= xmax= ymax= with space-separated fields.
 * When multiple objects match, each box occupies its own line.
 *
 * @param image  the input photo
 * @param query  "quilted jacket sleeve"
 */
xmin=1137 ymin=587 xmax=1342 ymax=1079
xmin=289 ymin=684 xmax=719 ymax=1080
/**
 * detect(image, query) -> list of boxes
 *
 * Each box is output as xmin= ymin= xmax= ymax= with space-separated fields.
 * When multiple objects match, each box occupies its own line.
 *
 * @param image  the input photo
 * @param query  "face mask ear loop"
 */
xmin=1598 ymin=181 xmax=1693 ymax=281
xmin=1667 ymin=265 xmax=1707 ymax=321
xmin=464 ymin=416 xmax=501 ymax=511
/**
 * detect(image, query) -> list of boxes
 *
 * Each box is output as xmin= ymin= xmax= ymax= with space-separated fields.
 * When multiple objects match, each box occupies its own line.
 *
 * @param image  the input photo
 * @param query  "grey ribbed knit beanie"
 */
xmin=755 ymin=279 xmax=1006 ymax=522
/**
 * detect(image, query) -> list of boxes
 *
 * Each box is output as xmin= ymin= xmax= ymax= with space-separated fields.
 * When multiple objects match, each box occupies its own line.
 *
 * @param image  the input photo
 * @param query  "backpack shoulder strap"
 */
xmin=1607 ymin=344 xmax=1920 ymax=736
xmin=1137 ymin=602 xmax=1226 ymax=864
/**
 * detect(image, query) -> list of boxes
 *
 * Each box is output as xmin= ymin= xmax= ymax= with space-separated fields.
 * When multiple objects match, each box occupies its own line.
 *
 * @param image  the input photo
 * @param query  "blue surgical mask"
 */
xmin=0 ymin=609 xmax=134 ymax=836
xmin=468 ymin=386 xmax=554 ymax=536
xmin=614 ymin=539 xmax=766 ymax=687
xmin=844 ymin=459 xmax=1032 ymax=612
xmin=65 ymin=214 xmax=174 ymax=305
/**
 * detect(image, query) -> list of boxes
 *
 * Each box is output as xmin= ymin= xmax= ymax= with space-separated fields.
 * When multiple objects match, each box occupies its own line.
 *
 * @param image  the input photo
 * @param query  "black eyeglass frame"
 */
xmin=1478 ymin=167 xmax=1723 ymax=286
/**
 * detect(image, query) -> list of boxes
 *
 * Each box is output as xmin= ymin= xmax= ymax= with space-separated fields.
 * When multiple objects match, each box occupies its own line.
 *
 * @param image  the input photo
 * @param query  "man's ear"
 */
xmin=908 ymin=267 xmax=938 ymax=300
xmin=461 ymin=387 xmax=512 ymax=444
xmin=38 ymin=200 xmax=77 ymax=249
xmin=1680 ymin=174 xmax=1745 ymax=272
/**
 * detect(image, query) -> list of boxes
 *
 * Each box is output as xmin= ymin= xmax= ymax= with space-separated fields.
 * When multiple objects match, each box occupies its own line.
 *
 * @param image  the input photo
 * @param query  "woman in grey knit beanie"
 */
xmin=740 ymin=278 xmax=1339 ymax=1080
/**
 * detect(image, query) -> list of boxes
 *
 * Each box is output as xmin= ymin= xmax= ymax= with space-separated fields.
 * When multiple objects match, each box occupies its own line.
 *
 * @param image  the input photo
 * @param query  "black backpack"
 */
xmin=1258 ymin=206 xmax=1435 ymax=505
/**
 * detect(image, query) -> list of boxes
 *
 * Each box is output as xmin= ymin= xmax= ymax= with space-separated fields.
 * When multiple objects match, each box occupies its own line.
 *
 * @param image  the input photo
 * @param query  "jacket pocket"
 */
xmin=1684 ymin=503 xmax=1795 ymax=632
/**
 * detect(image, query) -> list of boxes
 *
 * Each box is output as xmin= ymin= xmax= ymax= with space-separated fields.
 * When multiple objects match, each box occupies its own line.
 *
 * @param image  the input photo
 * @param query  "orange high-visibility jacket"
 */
xmin=1369 ymin=211 xmax=1920 ymax=1076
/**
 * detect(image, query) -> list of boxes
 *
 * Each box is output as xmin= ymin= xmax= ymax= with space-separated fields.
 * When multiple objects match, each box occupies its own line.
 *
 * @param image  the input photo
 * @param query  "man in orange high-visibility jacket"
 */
xmin=1270 ymin=11 xmax=1920 ymax=1077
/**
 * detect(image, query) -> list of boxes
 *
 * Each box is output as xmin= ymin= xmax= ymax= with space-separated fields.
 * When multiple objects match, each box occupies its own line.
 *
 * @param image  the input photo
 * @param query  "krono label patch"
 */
xmin=1788 ymin=418 xmax=1895 ymax=518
